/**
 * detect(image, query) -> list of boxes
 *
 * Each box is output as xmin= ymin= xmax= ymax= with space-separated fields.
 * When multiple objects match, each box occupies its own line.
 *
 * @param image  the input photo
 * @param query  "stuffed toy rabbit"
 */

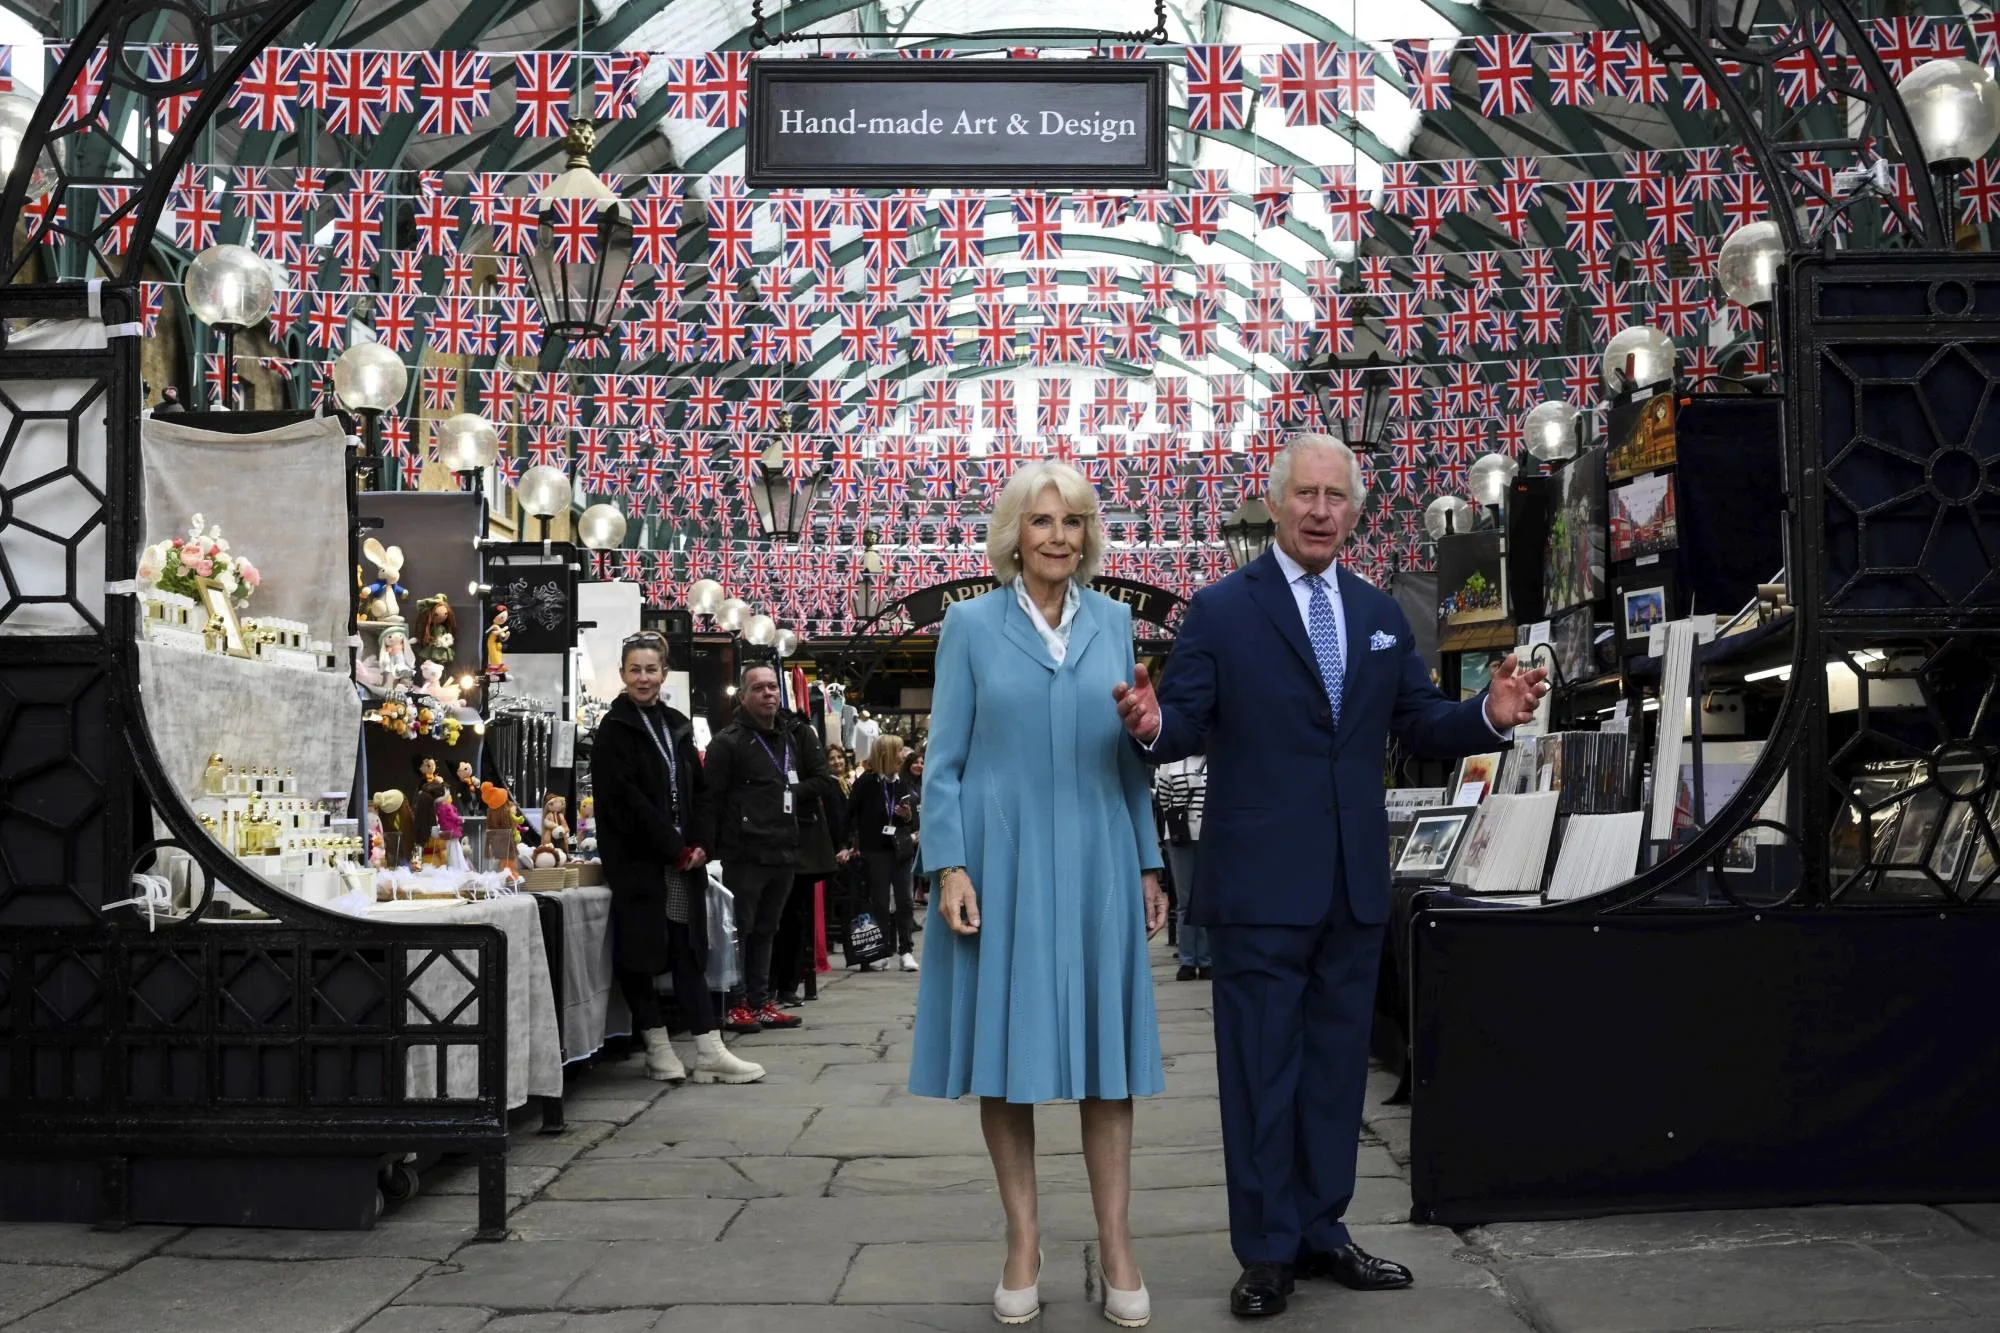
xmin=361 ymin=537 xmax=407 ymax=622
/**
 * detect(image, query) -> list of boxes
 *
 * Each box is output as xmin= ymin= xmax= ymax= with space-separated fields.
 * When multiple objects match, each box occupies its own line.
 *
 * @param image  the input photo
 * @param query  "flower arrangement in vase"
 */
xmin=139 ymin=514 xmax=261 ymax=608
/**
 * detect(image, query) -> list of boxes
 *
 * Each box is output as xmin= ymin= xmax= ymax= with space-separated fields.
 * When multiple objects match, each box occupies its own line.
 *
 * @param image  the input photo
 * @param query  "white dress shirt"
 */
xmin=1015 ymin=576 xmax=1081 ymax=664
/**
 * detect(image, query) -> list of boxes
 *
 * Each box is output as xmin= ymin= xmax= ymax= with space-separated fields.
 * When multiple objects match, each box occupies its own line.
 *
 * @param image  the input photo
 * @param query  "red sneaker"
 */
xmin=757 ymin=1002 xmax=802 ymax=1030
xmin=724 ymin=1006 xmax=762 ymax=1035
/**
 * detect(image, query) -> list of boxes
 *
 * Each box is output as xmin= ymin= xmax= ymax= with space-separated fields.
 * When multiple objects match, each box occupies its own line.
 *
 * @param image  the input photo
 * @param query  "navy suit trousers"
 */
xmin=1208 ymin=886 xmax=1384 ymax=1267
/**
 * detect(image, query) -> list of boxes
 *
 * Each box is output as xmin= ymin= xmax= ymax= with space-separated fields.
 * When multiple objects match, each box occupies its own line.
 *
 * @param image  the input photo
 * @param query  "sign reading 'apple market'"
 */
xmin=746 ymin=59 xmax=1168 ymax=189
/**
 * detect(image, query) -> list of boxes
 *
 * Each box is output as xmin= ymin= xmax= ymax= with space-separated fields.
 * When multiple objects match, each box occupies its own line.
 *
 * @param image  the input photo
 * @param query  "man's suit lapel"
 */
xmin=1246 ymin=549 xmax=1319 ymax=685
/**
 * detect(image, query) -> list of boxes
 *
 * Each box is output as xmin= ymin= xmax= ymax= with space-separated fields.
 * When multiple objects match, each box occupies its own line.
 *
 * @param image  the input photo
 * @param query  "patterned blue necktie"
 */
xmin=1306 ymin=572 xmax=1345 ymax=726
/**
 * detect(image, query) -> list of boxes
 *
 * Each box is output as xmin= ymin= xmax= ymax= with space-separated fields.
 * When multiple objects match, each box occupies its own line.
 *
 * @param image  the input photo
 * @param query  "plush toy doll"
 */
xmin=361 ymin=626 xmax=417 ymax=697
xmin=418 ymin=660 xmax=463 ymax=708
xmin=480 ymin=783 xmax=520 ymax=874
xmin=435 ymin=798 xmax=468 ymax=872
xmin=412 ymin=595 xmax=458 ymax=670
xmin=484 ymin=604 xmax=511 ymax=679
xmin=371 ymin=789 xmax=412 ymax=868
xmin=360 ymin=538 xmax=407 ymax=623
xmin=455 ymin=761 xmax=480 ymax=814
xmin=539 ymin=795 xmax=571 ymax=861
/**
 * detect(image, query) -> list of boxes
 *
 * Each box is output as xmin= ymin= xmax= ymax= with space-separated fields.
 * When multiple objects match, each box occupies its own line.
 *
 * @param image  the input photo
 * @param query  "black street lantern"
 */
xmin=1222 ymin=497 xmax=1277 ymax=569
xmin=528 ymin=118 xmax=635 ymax=353
xmin=1315 ymin=352 xmax=1395 ymax=454
xmin=751 ymin=441 xmax=832 ymax=543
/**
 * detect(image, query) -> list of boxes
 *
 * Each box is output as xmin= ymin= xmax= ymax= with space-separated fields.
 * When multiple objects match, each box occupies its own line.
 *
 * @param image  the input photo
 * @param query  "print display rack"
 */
xmin=1406 ymin=0 xmax=2000 ymax=1227
xmin=1410 ymin=260 xmax=2000 ymax=1223
xmin=0 ymin=0 xmax=507 ymax=1233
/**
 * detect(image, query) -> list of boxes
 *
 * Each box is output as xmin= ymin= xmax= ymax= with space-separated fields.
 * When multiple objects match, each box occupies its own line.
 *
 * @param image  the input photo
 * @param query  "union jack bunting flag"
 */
xmin=231 ymin=48 xmax=298 ymax=132
xmin=1392 ymin=39 xmax=1453 ymax=112
xmin=419 ymin=51 xmax=490 ymax=137
xmin=1184 ymin=45 xmax=1249 ymax=130
xmin=1473 ymin=35 xmax=1535 ymax=117
xmin=514 ymin=52 xmax=572 ymax=138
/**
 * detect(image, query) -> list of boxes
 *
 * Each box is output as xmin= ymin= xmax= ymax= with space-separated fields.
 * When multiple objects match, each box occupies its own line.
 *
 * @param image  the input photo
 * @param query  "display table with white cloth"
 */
xmin=372 ymin=895 xmax=562 ymax=1112
xmin=136 ymin=640 xmax=360 ymax=803
xmin=529 ymin=886 xmax=629 ymax=1064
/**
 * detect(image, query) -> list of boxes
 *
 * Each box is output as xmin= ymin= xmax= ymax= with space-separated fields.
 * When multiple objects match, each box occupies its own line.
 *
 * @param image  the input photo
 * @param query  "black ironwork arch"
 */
xmin=0 ymin=0 xmax=508 ymax=1235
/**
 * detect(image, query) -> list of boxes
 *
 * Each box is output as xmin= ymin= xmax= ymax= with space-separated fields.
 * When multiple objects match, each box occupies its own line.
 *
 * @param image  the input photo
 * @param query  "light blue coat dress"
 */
xmin=907 ymin=585 xmax=1166 ymax=1103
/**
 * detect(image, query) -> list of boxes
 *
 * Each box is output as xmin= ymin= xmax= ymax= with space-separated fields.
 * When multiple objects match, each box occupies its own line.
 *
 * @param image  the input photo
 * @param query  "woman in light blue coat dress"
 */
xmin=909 ymin=460 xmax=1168 ymax=1327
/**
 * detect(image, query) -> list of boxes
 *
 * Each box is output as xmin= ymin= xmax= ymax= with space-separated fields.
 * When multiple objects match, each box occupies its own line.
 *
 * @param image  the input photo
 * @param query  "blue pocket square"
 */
xmin=1369 ymin=630 xmax=1397 ymax=651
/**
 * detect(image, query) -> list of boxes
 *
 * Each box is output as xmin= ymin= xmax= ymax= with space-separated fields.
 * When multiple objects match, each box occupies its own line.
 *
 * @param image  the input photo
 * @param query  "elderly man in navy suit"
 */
xmin=1116 ymin=433 xmax=1547 ymax=1318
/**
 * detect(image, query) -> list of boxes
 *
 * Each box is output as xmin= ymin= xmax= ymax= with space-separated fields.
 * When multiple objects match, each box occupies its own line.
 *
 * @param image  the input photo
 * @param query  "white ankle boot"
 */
xmin=639 ymin=1028 xmax=685 ymax=1083
xmin=690 ymin=1031 xmax=765 ymax=1084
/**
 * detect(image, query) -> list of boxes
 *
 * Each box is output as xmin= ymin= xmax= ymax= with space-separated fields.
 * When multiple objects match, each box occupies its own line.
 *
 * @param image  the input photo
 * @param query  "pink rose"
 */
xmin=237 ymin=560 xmax=260 ymax=589
xmin=189 ymin=556 xmax=213 ymax=577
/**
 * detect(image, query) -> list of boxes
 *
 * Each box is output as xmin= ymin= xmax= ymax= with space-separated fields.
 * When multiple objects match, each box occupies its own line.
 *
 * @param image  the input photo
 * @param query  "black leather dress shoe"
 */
xmin=1176 ymin=964 xmax=1199 ymax=981
xmin=1296 ymin=1242 xmax=1414 ymax=1290
xmin=1230 ymin=1262 xmax=1294 ymax=1317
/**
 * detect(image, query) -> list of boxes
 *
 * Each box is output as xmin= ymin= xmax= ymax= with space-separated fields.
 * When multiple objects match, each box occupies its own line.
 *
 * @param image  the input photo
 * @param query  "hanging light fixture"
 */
xmin=1523 ymin=401 xmax=1582 ymax=463
xmin=1715 ymin=220 xmax=1786 ymax=307
xmin=0 ymin=92 xmax=57 ymax=198
xmin=750 ymin=440 xmax=831 ymax=543
xmin=1468 ymin=454 xmax=1519 ymax=510
xmin=527 ymin=118 xmax=635 ymax=354
xmin=1600 ymin=325 xmax=1677 ymax=394
xmin=1423 ymin=496 xmax=1474 ymax=540
xmin=1221 ymin=497 xmax=1277 ymax=569
xmin=577 ymin=502 xmax=628 ymax=550
xmin=185 ymin=243 xmax=276 ymax=408
xmin=333 ymin=342 xmax=407 ymax=481
xmin=1313 ymin=351 xmax=1394 ymax=454
xmin=688 ymin=579 xmax=726 ymax=618
xmin=1898 ymin=59 xmax=2000 ymax=173
xmin=516 ymin=465 xmax=572 ymax=541
xmin=435 ymin=411 xmax=501 ymax=475
xmin=1896 ymin=58 xmax=2000 ymax=241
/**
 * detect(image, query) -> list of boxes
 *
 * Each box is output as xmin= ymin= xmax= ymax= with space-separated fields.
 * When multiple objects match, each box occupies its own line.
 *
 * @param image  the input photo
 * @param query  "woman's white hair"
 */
xmin=985 ymin=460 xmax=1107 ymax=581
xmin=1269 ymin=432 xmax=1369 ymax=510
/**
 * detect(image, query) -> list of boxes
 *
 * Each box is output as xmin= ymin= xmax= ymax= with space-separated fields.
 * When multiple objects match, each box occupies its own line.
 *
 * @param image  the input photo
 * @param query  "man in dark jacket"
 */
xmin=697 ymin=662 xmax=842 ymax=1032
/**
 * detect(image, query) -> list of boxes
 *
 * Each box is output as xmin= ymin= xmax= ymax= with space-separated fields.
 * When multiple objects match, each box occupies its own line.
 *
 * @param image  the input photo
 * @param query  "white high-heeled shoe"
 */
xmin=1101 ymin=1276 xmax=1150 ymax=1327
xmin=993 ymin=1249 xmax=1043 ymax=1325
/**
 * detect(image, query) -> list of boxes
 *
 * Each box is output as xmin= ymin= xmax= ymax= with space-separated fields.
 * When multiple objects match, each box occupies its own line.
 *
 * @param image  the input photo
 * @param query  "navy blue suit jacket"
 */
xmin=1147 ymin=549 xmax=1502 ymax=928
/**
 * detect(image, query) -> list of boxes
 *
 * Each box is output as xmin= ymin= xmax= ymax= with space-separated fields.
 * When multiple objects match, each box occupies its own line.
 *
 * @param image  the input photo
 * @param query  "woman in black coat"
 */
xmin=591 ymin=634 xmax=762 ymax=1085
xmin=847 ymin=733 xmax=918 ymax=970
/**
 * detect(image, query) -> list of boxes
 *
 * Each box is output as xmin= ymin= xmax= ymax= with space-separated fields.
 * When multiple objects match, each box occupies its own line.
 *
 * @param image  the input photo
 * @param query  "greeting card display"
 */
xmin=1609 ymin=471 xmax=1680 ymax=562
xmin=1607 ymin=390 xmax=1678 ymax=482
xmin=1543 ymin=446 xmax=1608 ymax=614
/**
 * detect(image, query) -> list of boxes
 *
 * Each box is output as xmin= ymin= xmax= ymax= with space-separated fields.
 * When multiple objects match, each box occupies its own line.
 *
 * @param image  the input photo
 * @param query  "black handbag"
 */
xmin=843 ymin=910 xmax=892 ymax=968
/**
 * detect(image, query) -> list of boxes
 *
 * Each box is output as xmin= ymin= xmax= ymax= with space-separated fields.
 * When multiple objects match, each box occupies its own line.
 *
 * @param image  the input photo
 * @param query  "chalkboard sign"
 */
xmin=747 ymin=60 xmax=1168 ymax=188
xmin=486 ymin=546 xmax=575 ymax=655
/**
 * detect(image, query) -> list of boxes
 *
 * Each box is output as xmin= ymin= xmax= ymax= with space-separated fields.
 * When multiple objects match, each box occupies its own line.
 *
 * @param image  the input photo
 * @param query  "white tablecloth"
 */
xmin=136 ymin=640 xmax=359 ymax=804
xmin=533 ymin=886 xmax=630 ymax=1061
xmin=378 ymin=894 xmax=562 ymax=1111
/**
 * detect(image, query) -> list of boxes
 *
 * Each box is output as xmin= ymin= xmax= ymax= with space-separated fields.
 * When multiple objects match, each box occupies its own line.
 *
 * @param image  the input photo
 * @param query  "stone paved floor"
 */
xmin=5 ymin=937 xmax=2000 ymax=1331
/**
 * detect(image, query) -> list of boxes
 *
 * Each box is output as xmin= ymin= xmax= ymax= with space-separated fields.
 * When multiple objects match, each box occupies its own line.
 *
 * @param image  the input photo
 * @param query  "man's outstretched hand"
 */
xmin=1114 ymin=664 xmax=1160 ymax=744
xmin=1484 ymin=653 xmax=1551 ymax=729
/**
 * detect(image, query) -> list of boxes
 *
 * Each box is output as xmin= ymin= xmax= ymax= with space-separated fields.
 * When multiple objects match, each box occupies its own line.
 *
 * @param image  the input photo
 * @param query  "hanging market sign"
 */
xmin=746 ymin=60 xmax=1168 ymax=189
xmin=900 ymin=576 xmax=1182 ymax=629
